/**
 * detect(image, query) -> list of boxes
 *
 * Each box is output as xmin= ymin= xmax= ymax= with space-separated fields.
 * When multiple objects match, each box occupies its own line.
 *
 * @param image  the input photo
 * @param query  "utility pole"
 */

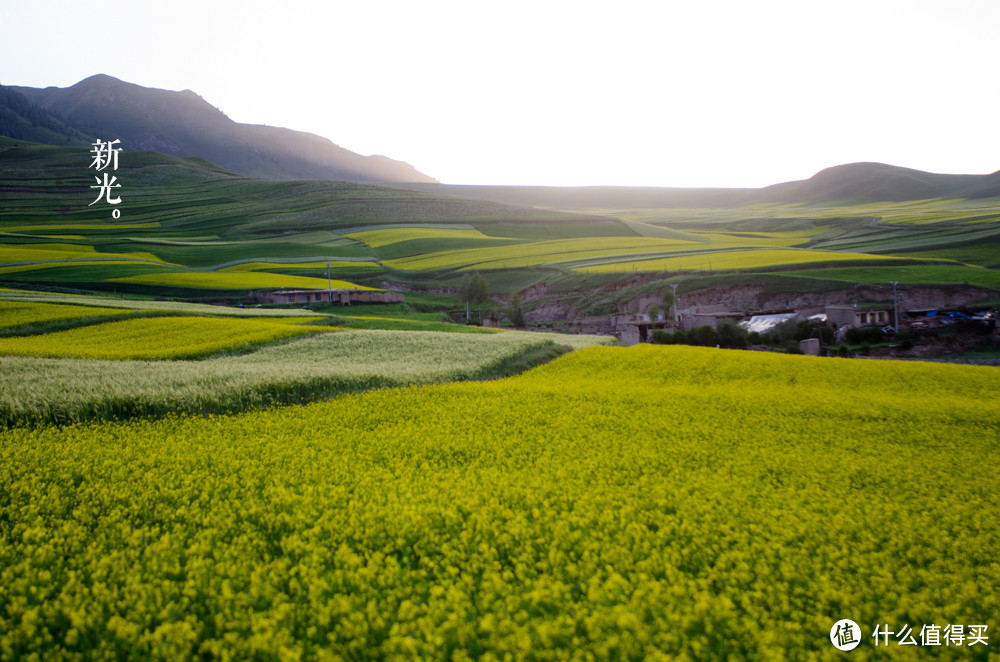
xmin=891 ymin=281 xmax=899 ymax=332
xmin=327 ymin=263 xmax=332 ymax=304
xmin=670 ymin=283 xmax=680 ymax=327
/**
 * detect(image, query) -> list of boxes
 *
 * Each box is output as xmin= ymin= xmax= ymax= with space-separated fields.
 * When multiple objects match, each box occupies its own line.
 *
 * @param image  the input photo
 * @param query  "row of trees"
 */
xmin=652 ymin=318 xmax=835 ymax=353
xmin=458 ymin=272 xmax=525 ymax=327
xmin=652 ymin=319 xmax=749 ymax=349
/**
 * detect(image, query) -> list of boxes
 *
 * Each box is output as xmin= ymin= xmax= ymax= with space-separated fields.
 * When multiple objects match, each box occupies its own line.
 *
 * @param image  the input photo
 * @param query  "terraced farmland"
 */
xmin=382 ymin=237 xmax=702 ymax=271
xmin=4 ymin=144 xmax=999 ymax=298
xmin=346 ymin=226 xmax=516 ymax=247
xmin=106 ymin=272 xmax=374 ymax=291
xmin=573 ymin=248 xmax=912 ymax=274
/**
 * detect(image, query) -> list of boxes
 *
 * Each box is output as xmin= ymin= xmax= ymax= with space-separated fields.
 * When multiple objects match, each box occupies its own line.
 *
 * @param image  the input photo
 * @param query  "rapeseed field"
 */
xmin=1 ymin=345 xmax=996 ymax=660
xmin=107 ymin=272 xmax=374 ymax=291
xmin=0 ymin=316 xmax=323 ymax=360
xmin=574 ymin=249 xmax=907 ymax=274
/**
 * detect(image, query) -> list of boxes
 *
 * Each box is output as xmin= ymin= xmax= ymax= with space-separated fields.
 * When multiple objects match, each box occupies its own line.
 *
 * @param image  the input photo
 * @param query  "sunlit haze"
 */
xmin=2 ymin=0 xmax=998 ymax=188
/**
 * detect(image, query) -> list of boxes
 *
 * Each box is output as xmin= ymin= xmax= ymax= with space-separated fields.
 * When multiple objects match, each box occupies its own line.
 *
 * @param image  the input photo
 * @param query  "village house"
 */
xmin=825 ymin=305 xmax=892 ymax=329
xmin=250 ymin=289 xmax=405 ymax=306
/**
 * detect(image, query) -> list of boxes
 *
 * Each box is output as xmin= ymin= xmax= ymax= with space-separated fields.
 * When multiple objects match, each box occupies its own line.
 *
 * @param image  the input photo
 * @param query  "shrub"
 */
xmin=846 ymin=325 xmax=884 ymax=345
xmin=650 ymin=329 xmax=674 ymax=344
xmin=716 ymin=319 xmax=749 ymax=349
xmin=690 ymin=325 xmax=718 ymax=347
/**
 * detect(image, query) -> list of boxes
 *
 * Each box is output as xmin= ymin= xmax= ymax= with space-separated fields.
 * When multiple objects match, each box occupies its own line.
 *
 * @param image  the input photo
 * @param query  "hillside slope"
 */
xmin=0 ymin=142 xmax=600 ymax=238
xmin=0 ymin=85 xmax=94 ymax=146
xmin=11 ymin=74 xmax=437 ymax=184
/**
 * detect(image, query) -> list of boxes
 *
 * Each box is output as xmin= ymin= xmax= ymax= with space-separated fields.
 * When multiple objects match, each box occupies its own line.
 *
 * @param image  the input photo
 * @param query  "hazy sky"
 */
xmin=2 ymin=0 xmax=998 ymax=188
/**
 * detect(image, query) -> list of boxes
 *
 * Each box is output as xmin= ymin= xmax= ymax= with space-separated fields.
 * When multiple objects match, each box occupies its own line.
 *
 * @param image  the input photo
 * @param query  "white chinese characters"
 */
xmin=88 ymin=139 xmax=123 ymax=217
xmin=871 ymin=623 xmax=988 ymax=647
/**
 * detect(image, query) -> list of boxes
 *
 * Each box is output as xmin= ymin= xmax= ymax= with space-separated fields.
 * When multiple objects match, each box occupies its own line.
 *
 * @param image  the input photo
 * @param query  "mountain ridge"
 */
xmin=0 ymin=84 xmax=94 ymax=146
xmin=8 ymin=74 xmax=437 ymax=184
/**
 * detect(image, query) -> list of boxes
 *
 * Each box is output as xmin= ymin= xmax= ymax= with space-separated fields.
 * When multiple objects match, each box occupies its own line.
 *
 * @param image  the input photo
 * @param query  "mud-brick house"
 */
xmin=252 ymin=289 xmax=405 ymax=305
xmin=266 ymin=289 xmax=330 ymax=304
xmin=825 ymin=304 xmax=891 ymax=328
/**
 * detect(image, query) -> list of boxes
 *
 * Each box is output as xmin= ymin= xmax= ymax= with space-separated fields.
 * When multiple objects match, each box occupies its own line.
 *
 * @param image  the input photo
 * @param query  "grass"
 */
xmin=896 ymin=245 xmax=1000 ymax=269
xmin=773 ymin=265 xmax=1000 ymax=289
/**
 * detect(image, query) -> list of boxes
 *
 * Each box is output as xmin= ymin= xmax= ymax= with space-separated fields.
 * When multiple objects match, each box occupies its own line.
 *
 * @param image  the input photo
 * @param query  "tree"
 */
xmin=508 ymin=292 xmax=526 ymax=327
xmin=690 ymin=325 xmax=718 ymax=347
xmin=661 ymin=287 xmax=676 ymax=324
xmin=716 ymin=319 xmax=748 ymax=349
xmin=459 ymin=272 xmax=490 ymax=324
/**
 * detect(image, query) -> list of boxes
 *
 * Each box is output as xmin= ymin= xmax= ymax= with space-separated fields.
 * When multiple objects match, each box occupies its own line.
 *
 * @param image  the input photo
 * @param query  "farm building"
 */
xmin=739 ymin=312 xmax=801 ymax=334
xmin=628 ymin=314 xmax=672 ymax=344
xmin=826 ymin=305 xmax=891 ymax=328
xmin=252 ymin=289 xmax=405 ymax=305
xmin=680 ymin=311 xmax=743 ymax=330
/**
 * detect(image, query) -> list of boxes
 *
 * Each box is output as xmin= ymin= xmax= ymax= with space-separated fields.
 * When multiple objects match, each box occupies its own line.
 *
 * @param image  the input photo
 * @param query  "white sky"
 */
xmin=2 ymin=0 xmax=998 ymax=188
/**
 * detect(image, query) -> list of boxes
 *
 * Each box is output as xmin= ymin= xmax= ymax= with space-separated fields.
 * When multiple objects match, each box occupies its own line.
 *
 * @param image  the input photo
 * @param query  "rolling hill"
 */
xmin=9 ymin=74 xmax=436 ymax=184
xmin=392 ymin=162 xmax=1000 ymax=209
xmin=759 ymin=162 xmax=1000 ymax=202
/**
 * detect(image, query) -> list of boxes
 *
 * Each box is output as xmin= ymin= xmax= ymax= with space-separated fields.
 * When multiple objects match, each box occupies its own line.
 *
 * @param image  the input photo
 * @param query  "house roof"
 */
xmin=739 ymin=312 xmax=799 ymax=334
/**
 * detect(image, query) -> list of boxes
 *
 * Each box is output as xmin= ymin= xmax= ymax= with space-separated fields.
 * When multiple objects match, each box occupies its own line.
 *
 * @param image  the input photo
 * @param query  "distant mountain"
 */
xmin=385 ymin=183 xmax=756 ymax=209
xmin=0 ymin=84 xmax=94 ymax=145
xmin=8 ymin=74 xmax=437 ymax=184
xmin=393 ymin=162 xmax=1000 ymax=208
xmin=758 ymin=162 xmax=1000 ymax=202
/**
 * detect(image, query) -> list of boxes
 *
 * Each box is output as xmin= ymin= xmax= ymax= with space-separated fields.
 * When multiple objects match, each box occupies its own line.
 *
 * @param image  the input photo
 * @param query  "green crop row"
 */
xmin=0 ymin=329 xmax=604 ymax=427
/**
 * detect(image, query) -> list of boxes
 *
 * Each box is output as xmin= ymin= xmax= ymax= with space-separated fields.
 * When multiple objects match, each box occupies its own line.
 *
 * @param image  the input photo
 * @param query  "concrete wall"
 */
xmin=799 ymin=338 xmax=821 ymax=356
